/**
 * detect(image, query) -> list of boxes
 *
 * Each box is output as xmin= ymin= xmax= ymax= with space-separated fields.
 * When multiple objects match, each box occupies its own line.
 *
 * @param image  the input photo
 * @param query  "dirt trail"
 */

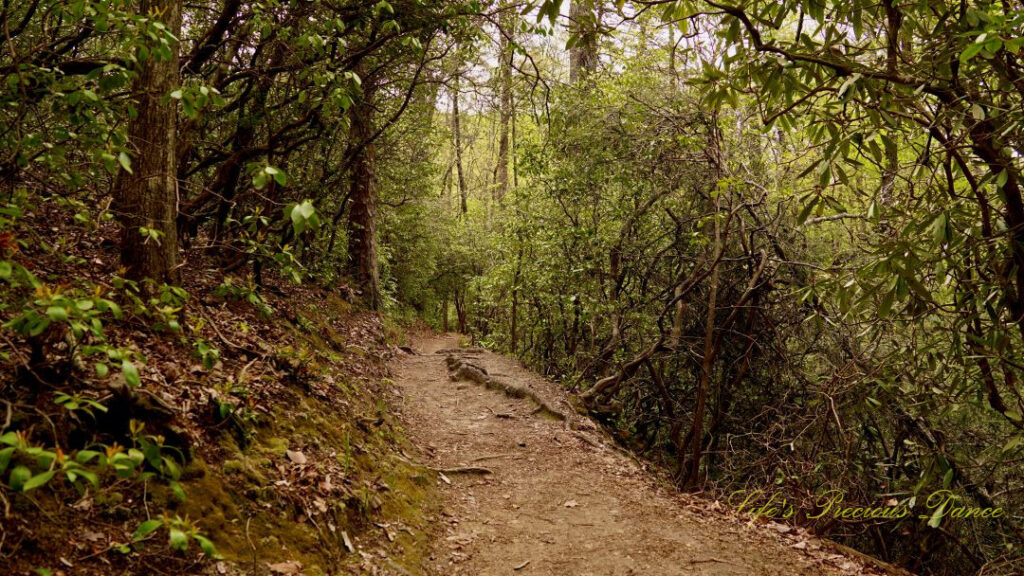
xmin=392 ymin=334 xmax=880 ymax=576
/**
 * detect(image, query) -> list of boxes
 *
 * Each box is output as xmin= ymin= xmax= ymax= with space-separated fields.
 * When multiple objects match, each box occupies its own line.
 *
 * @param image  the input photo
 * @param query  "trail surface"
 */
xmin=392 ymin=334 xmax=884 ymax=576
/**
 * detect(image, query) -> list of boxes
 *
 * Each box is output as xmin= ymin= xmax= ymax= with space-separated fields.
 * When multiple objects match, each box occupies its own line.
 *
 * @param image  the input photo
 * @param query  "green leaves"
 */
xmin=8 ymin=465 xmax=32 ymax=491
xmin=22 ymin=470 xmax=56 ymax=491
xmin=960 ymin=42 xmax=985 ymax=63
xmin=0 ymin=447 xmax=14 ymax=474
xmin=194 ymin=534 xmax=219 ymax=557
xmin=118 ymin=152 xmax=133 ymax=174
xmin=931 ymin=212 xmax=951 ymax=247
xmin=45 ymin=306 xmax=68 ymax=322
xmin=287 ymin=200 xmax=321 ymax=236
xmin=122 ymin=359 xmax=141 ymax=387
xmin=133 ymin=519 xmax=163 ymax=541
xmin=1002 ymin=436 xmax=1024 ymax=454
xmin=168 ymin=528 xmax=189 ymax=551
xmin=252 ymin=165 xmax=287 ymax=190
xmin=169 ymin=84 xmax=224 ymax=118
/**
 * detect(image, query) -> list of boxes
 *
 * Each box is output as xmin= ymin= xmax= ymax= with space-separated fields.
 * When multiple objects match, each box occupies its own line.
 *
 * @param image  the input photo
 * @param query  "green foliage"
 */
xmin=213 ymin=277 xmax=274 ymax=318
xmin=0 ymin=415 xmax=184 ymax=497
xmin=132 ymin=514 xmax=220 ymax=558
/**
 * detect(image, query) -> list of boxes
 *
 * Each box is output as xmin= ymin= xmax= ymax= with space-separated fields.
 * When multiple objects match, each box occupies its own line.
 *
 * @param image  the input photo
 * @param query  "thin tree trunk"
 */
xmin=452 ymin=74 xmax=468 ymax=215
xmin=668 ymin=24 xmax=677 ymax=90
xmin=346 ymin=65 xmax=382 ymax=309
xmin=494 ymin=12 xmax=513 ymax=202
xmin=454 ymin=288 xmax=468 ymax=333
xmin=511 ymin=244 xmax=522 ymax=354
xmin=115 ymin=0 xmax=182 ymax=287
xmin=685 ymin=196 xmax=722 ymax=489
xmin=442 ymin=296 xmax=450 ymax=332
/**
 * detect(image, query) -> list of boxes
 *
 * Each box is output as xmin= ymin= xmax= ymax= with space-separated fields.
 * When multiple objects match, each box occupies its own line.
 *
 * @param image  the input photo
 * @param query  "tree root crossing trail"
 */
xmin=393 ymin=334 xmax=884 ymax=576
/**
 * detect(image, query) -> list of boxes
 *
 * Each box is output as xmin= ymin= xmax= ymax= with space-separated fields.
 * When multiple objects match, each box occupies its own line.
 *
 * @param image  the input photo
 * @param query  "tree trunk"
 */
xmin=494 ymin=13 xmax=513 ymax=202
xmin=569 ymin=0 xmax=598 ymax=83
xmin=442 ymin=296 xmax=450 ymax=332
xmin=452 ymin=74 xmax=468 ymax=215
xmin=346 ymin=67 xmax=382 ymax=309
xmin=115 ymin=0 xmax=182 ymax=287
xmin=511 ymin=244 xmax=522 ymax=355
xmin=454 ymin=288 xmax=468 ymax=333
xmin=684 ymin=197 xmax=722 ymax=489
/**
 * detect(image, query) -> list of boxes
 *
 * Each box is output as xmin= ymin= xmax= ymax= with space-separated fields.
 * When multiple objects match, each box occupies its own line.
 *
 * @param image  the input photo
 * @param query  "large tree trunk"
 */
xmin=346 ymin=69 xmax=382 ymax=310
xmin=115 ymin=0 xmax=182 ymax=286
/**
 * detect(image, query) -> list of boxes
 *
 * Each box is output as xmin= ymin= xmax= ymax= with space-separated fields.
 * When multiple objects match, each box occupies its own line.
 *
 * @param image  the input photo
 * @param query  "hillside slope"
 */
xmin=0 ymin=199 xmax=439 ymax=575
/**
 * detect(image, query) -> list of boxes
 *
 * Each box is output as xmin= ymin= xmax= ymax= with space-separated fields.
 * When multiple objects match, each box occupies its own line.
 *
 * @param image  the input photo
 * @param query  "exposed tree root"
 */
xmin=445 ymin=355 xmax=567 ymax=421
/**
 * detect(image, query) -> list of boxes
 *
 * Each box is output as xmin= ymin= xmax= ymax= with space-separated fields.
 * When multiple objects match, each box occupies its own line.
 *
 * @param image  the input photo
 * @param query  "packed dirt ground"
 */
xmin=392 ymin=334 xmax=900 ymax=576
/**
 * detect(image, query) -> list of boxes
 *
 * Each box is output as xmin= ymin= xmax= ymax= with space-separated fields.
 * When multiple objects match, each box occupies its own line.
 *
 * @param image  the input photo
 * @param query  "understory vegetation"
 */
xmin=2 ymin=0 xmax=1023 ymax=574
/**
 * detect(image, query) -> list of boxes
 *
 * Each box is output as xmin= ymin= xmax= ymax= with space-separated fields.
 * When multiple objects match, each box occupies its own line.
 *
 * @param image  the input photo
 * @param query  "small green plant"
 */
xmin=2 ymin=278 xmax=142 ymax=385
xmin=138 ymin=226 xmax=165 ymax=245
xmin=131 ymin=513 xmax=219 ymax=557
xmin=1 ymin=430 xmax=101 ymax=492
xmin=225 ymin=204 xmax=310 ymax=284
xmin=54 ymin=392 xmax=109 ymax=418
xmin=127 ymin=420 xmax=186 ymax=494
xmin=113 ymin=275 xmax=188 ymax=333
xmin=193 ymin=338 xmax=220 ymax=369
xmin=213 ymin=276 xmax=274 ymax=317
xmin=210 ymin=382 xmax=258 ymax=444
xmin=339 ymin=430 xmax=354 ymax=475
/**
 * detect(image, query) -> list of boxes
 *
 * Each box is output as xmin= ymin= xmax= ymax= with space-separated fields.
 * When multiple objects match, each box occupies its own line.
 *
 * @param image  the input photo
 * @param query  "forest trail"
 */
xmin=392 ymin=334 xmax=876 ymax=576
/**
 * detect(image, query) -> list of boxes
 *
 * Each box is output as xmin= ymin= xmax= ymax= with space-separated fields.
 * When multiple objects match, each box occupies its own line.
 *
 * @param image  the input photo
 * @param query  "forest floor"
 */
xmin=392 ymin=334 xmax=899 ymax=576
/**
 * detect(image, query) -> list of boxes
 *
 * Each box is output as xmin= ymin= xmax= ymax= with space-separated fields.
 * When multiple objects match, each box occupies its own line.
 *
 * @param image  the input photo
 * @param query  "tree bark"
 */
xmin=493 ymin=12 xmax=513 ymax=202
xmin=115 ymin=0 xmax=182 ymax=287
xmin=346 ymin=66 xmax=382 ymax=309
xmin=442 ymin=295 xmax=450 ymax=332
xmin=569 ymin=0 xmax=598 ymax=83
xmin=684 ymin=195 xmax=723 ymax=489
xmin=452 ymin=73 xmax=468 ymax=215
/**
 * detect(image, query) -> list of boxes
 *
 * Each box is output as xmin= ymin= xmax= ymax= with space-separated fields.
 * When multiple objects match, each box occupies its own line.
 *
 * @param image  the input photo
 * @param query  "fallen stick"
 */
xmin=395 ymin=453 xmax=493 ymax=476
xmin=431 ymin=466 xmax=494 ymax=475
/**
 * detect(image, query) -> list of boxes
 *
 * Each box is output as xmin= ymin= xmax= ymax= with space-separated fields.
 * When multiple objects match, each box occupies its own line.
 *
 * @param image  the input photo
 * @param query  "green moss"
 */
xmin=258 ymin=435 xmax=289 ymax=456
xmin=152 ymin=305 xmax=440 ymax=573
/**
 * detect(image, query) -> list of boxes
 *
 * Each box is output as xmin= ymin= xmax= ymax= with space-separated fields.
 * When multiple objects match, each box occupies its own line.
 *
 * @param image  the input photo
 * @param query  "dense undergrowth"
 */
xmin=0 ymin=192 xmax=438 ymax=575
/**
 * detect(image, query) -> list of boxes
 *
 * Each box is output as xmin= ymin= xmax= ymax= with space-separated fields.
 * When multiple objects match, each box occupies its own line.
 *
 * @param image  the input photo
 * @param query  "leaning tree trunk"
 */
xmin=346 ymin=69 xmax=382 ymax=310
xmin=115 ymin=0 xmax=182 ymax=287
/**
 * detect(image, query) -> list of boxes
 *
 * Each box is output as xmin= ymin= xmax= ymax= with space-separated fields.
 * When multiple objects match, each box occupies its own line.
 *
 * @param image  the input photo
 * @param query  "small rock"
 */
xmin=286 ymin=450 xmax=307 ymax=465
